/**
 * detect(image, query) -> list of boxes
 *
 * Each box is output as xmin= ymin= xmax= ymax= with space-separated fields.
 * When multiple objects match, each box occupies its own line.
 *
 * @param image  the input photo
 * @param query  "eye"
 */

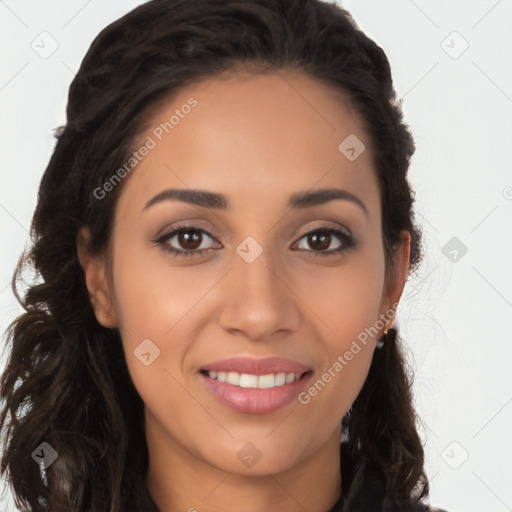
xmin=154 ymin=224 xmax=221 ymax=257
xmin=154 ymin=224 xmax=356 ymax=258
xmin=292 ymin=226 xmax=355 ymax=256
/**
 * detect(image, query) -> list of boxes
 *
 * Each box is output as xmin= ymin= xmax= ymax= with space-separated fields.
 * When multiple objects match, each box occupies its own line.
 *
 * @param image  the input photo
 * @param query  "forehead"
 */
xmin=117 ymin=70 xmax=378 ymax=216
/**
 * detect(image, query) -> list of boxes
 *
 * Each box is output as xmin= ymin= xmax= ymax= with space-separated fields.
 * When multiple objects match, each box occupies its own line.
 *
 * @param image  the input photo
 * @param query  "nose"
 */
xmin=217 ymin=245 xmax=300 ymax=341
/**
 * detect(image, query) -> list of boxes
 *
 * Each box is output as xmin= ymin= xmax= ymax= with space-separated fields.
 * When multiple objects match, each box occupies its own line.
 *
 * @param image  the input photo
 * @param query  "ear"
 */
xmin=76 ymin=226 xmax=117 ymax=328
xmin=378 ymin=229 xmax=411 ymax=331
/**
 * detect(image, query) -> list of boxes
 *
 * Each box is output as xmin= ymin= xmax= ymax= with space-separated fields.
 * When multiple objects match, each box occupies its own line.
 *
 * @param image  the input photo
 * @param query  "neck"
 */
xmin=144 ymin=412 xmax=342 ymax=512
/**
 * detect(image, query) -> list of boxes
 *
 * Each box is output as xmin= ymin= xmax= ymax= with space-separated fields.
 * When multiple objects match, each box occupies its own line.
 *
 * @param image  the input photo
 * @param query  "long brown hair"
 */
xmin=1 ymin=0 xmax=426 ymax=510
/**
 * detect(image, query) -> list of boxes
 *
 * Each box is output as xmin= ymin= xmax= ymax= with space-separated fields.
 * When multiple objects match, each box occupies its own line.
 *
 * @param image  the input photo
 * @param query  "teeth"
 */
xmin=226 ymin=372 xmax=239 ymax=385
xmin=274 ymin=373 xmax=286 ymax=386
xmin=239 ymin=374 xmax=258 ymax=388
xmin=258 ymin=374 xmax=275 ymax=388
xmin=285 ymin=373 xmax=296 ymax=384
xmin=206 ymin=371 xmax=302 ymax=388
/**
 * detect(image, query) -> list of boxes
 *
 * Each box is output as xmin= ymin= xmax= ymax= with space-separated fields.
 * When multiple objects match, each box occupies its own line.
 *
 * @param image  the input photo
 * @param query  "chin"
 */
xmin=201 ymin=440 xmax=304 ymax=476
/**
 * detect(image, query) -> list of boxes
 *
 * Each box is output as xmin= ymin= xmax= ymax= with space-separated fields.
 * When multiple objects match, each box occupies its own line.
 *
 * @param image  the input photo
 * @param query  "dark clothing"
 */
xmin=124 ymin=442 xmax=449 ymax=511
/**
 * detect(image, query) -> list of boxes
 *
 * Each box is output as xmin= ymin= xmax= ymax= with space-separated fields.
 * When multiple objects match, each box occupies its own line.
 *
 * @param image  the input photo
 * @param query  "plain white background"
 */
xmin=1 ymin=1 xmax=511 ymax=511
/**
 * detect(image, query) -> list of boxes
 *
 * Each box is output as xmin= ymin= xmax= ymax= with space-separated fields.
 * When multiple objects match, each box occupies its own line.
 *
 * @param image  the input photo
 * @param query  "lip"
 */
xmin=199 ymin=370 xmax=313 ymax=414
xmin=199 ymin=356 xmax=312 ymax=375
xmin=199 ymin=357 xmax=313 ymax=414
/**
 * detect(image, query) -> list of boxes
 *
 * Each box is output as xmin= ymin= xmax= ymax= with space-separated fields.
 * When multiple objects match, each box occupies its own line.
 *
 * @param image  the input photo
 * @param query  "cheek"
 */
xmin=109 ymin=244 xmax=212 ymax=424
xmin=295 ymin=248 xmax=386 ymax=342
xmin=111 ymin=241 xmax=213 ymax=343
xmin=109 ymin=242 xmax=210 ymax=386
xmin=292 ymin=250 xmax=385 ymax=412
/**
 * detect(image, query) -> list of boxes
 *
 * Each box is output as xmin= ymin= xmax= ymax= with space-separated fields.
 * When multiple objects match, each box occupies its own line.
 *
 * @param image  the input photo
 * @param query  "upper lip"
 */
xmin=200 ymin=356 xmax=312 ymax=376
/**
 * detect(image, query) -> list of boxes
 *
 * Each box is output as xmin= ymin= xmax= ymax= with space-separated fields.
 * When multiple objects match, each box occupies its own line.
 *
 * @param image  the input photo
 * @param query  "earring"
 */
xmin=376 ymin=326 xmax=396 ymax=349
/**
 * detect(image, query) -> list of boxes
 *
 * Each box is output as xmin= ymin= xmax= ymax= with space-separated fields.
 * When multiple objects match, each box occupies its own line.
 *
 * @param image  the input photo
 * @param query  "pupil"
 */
xmin=179 ymin=230 xmax=201 ymax=249
xmin=310 ymin=232 xmax=329 ymax=251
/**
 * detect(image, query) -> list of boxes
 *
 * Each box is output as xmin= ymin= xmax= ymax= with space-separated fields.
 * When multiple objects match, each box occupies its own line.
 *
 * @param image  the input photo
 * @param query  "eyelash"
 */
xmin=154 ymin=224 xmax=356 ymax=258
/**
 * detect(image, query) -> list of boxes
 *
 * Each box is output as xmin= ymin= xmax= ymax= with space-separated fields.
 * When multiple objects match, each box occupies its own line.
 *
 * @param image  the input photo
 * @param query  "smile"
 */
xmin=199 ymin=370 xmax=313 ymax=414
xmin=201 ymin=370 xmax=306 ymax=388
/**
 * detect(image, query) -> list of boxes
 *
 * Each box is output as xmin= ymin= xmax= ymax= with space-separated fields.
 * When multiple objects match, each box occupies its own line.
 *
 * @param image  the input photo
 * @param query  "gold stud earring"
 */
xmin=376 ymin=324 xmax=390 ymax=350
xmin=376 ymin=325 xmax=397 ymax=350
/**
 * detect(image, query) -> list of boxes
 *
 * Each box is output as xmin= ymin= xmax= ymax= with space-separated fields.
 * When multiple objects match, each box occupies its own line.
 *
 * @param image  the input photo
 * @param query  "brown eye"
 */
xmin=155 ymin=226 xmax=221 ymax=257
xmin=177 ymin=230 xmax=203 ymax=250
xmin=292 ymin=227 xmax=355 ymax=256
xmin=307 ymin=231 xmax=332 ymax=251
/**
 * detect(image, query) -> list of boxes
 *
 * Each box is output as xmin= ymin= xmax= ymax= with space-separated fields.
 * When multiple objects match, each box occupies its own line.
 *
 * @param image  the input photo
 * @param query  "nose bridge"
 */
xmin=234 ymin=240 xmax=287 ymax=309
xmin=218 ymin=239 xmax=299 ymax=339
xmin=237 ymin=246 xmax=280 ymax=298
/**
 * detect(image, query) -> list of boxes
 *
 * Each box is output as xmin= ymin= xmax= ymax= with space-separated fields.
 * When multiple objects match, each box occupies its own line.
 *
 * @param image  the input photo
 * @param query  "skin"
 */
xmin=78 ymin=70 xmax=410 ymax=512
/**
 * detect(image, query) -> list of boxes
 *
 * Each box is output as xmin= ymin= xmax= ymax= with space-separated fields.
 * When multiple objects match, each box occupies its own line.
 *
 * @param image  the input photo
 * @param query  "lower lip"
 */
xmin=199 ymin=371 xmax=313 ymax=414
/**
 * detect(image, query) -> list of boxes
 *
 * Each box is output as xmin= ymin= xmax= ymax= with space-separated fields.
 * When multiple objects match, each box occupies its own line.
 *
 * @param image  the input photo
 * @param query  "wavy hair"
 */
xmin=0 ymin=0 xmax=427 ymax=510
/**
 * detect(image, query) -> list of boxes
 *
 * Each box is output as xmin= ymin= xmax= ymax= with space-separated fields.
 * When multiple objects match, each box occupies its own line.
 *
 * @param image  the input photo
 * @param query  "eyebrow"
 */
xmin=143 ymin=187 xmax=368 ymax=216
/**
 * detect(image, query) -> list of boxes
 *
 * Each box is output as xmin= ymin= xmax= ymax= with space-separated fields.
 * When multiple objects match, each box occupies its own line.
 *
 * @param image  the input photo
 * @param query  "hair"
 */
xmin=0 ymin=0 xmax=427 ymax=511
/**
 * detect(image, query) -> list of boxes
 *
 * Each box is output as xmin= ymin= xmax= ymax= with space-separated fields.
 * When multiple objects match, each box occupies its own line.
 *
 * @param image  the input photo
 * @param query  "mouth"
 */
xmin=198 ymin=369 xmax=313 ymax=414
xmin=199 ymin=369 xmax=311 ymax=389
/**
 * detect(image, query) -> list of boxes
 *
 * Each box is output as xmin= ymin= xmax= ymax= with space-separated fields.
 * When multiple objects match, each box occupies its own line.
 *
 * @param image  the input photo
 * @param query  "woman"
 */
xmin=0 ymin=0 xmax=450 ymax=510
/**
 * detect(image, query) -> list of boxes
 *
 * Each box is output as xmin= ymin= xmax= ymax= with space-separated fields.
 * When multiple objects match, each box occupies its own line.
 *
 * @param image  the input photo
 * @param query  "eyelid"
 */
xmin=294 ymin=221 xmax=352 ymax=239
xmin=153 ymin=218 xmax=220 ymax=241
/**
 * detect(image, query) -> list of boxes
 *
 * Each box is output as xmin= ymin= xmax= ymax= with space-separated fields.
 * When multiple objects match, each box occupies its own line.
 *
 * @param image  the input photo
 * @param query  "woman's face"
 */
xmin=81 ymin=70 xmax=409 ymax=477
